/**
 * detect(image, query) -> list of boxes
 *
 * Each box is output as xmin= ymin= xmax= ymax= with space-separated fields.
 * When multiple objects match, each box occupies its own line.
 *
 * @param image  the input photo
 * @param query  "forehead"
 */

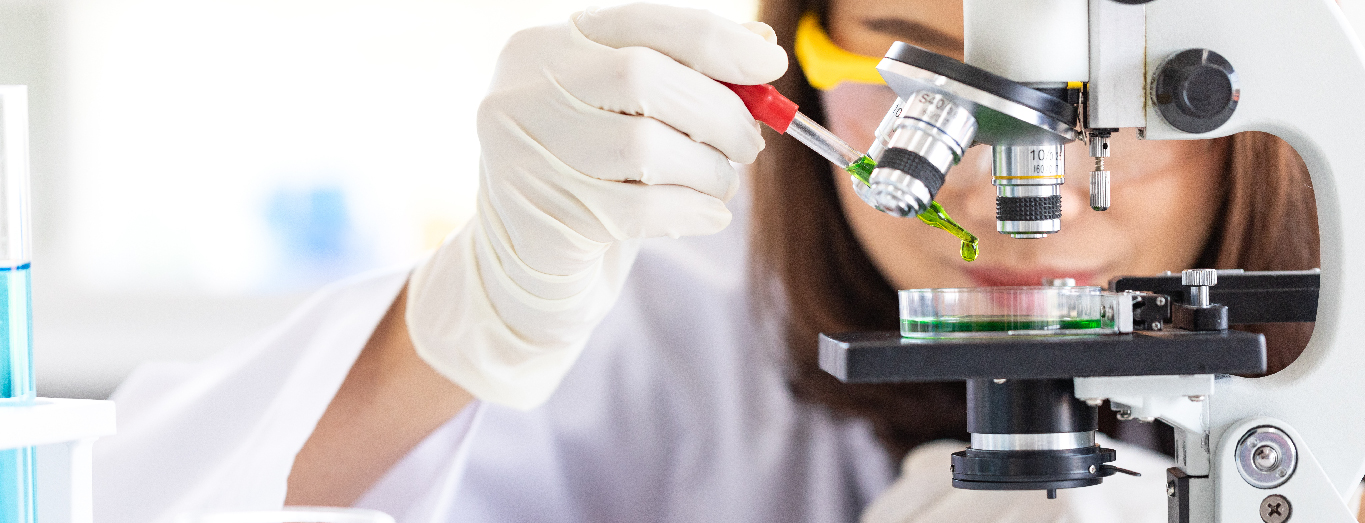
xmin=826 ymin=0 xmax=965 ymax=60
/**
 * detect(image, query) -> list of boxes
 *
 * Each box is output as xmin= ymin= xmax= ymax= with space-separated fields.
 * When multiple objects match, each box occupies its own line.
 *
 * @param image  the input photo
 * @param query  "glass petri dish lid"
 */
xmin=899 ymin=286 xmax=1104 ymax=337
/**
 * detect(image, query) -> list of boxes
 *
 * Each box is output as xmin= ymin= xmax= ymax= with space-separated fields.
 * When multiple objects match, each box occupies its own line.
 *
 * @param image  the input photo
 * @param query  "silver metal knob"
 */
xmin=1181 ymin=269 xmax=1218 ymax=287
xmin=1183 ymin=269 xmax=1217 ymax=308
xmin=1088 ymin=132 xmax=1112 ymax=212
xmin=1089 ymin=170 xmax=1110 ymax=211
xmin=1088 ymin=133 xmax=1111 ymax=159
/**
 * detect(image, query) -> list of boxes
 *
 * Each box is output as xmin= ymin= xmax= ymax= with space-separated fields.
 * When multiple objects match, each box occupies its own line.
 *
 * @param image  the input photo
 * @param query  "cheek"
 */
xmin=819 ymin=85 xmax=900 ymax=153
xmin=1105 ymin=141 xmax=1227 ymax=271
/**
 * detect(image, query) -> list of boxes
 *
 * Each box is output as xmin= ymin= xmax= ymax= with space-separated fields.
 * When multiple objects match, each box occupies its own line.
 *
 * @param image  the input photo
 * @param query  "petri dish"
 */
xmin=899 ymin=286 xmax=1104 ymax=337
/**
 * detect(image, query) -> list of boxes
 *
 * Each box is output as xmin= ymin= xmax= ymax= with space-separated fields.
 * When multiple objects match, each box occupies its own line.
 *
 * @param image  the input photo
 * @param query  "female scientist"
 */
xmin=93 ymin=0 xmax=1318 ymax=521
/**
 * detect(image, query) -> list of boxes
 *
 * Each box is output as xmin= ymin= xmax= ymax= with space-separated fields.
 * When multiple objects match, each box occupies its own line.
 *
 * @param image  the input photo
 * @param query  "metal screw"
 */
xmin=1166 ymin=480 xmax=1176 ymax=497
xmin=1188 ymin=395 xmax=1206 ymax=402
xmin=1253 ymin=445 xmax=1280 ymax=472
xmin=1156 ymin=296 xmax=1167 ymax=306
xmin=1150 ymin=321 xmax=1163 ymax=331
xmin=993 ymin=378 xmax=1007 ymax=384
xmin=1237 ymin=427 xmax=1297 ymax=489
xmin=1116 ymin=409 xmax=1133 ymax=420
xmin=1259 ymin=494 xmax=1291 ymax=523
xmin=1088 ymin=465 xmax=1097 ymax=474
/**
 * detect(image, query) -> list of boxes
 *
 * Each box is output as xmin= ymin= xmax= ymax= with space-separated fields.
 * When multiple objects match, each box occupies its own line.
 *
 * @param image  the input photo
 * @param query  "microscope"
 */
xmin=819 ymin=0 xmax=1365 ymax=521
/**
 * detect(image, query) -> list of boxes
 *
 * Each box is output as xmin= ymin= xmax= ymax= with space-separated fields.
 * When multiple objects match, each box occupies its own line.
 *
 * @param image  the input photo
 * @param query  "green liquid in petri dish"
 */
xmin=845 ymin=155 xmax=979 ymax=262
xmin=901 ymin=317 xmax=1103 ymax=334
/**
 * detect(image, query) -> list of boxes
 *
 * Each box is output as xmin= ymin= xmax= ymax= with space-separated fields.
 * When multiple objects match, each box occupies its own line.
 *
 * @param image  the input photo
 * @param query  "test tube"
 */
xmin=0 ymin=85 xmax=36 ymax=523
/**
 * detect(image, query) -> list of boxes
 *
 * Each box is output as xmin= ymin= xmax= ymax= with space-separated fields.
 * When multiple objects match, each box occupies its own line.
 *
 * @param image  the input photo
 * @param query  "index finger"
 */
xmin=573 ymin=3 xmax=789 ymax=85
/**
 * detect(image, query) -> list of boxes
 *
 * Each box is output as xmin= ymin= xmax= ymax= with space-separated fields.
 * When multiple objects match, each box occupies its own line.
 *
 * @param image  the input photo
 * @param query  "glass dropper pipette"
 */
xmin=721 ymin=82 xmax=978 ymax=261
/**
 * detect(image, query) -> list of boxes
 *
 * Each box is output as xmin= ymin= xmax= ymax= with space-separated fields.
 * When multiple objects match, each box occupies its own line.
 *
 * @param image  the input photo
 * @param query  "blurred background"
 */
xmin=0 ymin=0 xmax=759 ymax=398
xmin=0 ymin=0 xmax=1360 ymax=398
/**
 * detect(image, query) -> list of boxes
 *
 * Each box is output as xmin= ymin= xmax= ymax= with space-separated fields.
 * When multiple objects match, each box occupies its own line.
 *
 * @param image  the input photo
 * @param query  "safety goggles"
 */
xmin=793 ymin=13 xmax=886 ymax=91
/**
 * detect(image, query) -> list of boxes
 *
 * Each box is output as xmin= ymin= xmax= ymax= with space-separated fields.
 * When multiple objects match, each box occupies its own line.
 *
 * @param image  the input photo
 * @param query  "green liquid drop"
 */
xmin=916 ymin=201 xmax=979 ymax=262
xmin=845 ymin=155 xmax=979 ymax=262
xmin=901 ymin=317 xmax=1102 ymax=335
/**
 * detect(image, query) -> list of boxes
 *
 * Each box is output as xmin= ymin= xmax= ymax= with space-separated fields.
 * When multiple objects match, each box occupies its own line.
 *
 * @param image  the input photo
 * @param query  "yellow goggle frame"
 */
xmin=793 ymin=13 xmax=886 ymax=91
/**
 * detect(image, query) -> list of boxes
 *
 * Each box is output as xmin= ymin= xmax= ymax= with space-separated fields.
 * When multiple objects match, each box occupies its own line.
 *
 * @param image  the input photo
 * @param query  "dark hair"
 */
xmin=749 ymin=0 xmax=1319 ymax=459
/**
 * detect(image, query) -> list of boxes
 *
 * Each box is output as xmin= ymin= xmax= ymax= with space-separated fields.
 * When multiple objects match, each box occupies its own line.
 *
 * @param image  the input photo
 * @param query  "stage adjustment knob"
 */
xmin=1152 ymin=49 xmax=1239 ymax=134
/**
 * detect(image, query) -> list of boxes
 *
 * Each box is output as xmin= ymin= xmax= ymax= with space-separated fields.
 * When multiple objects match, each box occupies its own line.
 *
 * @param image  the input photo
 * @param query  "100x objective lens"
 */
xmin=994 ymin=145 xmax=1064 ymax=238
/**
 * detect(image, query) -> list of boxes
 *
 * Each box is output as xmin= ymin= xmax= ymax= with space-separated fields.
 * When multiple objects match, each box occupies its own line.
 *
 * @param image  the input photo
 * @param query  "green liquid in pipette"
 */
xmin=847 ymin=155 xmax=876 ymax=185
xmin=845 ymin=155 xmax=979 ymax=262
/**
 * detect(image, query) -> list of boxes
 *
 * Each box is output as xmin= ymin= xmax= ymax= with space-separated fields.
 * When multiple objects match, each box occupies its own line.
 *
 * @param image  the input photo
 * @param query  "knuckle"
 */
xmin=613 ymin=118 xmax=654 ymax=176
xmin=611 ymin=47 xmax=658 ymax=98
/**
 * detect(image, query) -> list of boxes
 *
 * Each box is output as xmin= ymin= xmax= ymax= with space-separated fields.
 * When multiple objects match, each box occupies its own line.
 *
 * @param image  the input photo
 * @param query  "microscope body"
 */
xmin=842 ymin=0 xmax=1365 ymax=520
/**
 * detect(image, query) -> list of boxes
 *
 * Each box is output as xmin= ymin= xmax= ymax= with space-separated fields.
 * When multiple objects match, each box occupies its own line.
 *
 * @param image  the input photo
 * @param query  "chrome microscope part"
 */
xmin=1172 ymin=268 xmax=1229 ymax=331
xmin=1088 ymin=131 xmax=1113 ymax=211
xmin=993 ymin=144 xmax=1064 ymax=238
xmin=863 ymin=42 xmax=1079 ymax=223
xmin=864 ymin=92 xmax=978 ymax=217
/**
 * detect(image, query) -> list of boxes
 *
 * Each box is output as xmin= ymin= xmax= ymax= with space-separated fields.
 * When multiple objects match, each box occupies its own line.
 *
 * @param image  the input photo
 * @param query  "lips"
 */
xmin=964 ymin=267 xmax=1101 ymax=287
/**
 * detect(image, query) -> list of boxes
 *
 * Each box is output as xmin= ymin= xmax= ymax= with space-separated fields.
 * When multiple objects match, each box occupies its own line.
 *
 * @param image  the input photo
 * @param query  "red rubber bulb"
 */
xmin=720 ymin=82 xmax=799 ymax=134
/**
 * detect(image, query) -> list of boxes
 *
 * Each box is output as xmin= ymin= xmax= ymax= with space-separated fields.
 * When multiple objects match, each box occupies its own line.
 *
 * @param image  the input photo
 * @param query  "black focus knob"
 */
xmin=1152 ymin=49 xmax=1239 ymax=134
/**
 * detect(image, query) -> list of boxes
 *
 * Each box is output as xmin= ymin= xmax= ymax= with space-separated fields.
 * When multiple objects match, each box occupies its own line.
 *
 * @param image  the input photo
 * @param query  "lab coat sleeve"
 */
xmin=94 ymin=264 xmax=413 ymax=523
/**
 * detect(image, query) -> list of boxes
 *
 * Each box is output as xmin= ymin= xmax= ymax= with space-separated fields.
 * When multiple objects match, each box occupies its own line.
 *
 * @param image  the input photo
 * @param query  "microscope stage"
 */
xmin=818 ymin=329 xmax=1266 ymax=383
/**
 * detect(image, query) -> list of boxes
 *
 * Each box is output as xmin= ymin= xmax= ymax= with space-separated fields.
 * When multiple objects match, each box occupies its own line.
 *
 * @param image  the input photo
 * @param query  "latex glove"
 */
xmin=860 ymin=439 xmax=1170 ymax=523
xmin=406 ymin=3 xmax=787 ymax=409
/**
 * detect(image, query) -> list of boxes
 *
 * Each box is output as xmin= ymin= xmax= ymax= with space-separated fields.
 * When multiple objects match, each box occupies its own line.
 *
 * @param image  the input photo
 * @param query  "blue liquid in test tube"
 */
xmin=0 ymin=86 xmax=37 ymax=523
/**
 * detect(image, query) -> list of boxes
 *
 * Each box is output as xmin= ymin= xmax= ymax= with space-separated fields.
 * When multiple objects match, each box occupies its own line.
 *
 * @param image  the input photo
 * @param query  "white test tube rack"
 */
xmin=0 ymin=86 xmax=119 ymax=522
xmin=0 ymin=398 xmax=116 ymax=523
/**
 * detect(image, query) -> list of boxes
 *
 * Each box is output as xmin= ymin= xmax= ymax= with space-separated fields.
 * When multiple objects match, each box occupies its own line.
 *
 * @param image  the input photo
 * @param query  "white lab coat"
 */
xmin=94 ymin=194 xmax=1171 ymax=523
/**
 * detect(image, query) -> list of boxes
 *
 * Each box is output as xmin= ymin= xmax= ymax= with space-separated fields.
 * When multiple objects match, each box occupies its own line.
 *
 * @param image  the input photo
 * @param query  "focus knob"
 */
xmin=1153 ymin=49 xmax=1239 ymax=134
xmin=1181 ymin=268 xmax=1218 ymax=287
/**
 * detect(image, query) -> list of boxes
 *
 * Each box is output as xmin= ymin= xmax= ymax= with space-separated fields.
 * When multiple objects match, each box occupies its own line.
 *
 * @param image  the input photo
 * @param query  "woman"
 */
xmin=93 ymin=0 xmax=1318 ymax=521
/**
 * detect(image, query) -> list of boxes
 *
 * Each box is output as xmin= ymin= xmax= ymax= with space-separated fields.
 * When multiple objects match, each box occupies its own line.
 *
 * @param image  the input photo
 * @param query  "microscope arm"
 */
xmin=1138 ymin=0 xmax=1365 ymax=521
xmin=961 ymin=0 xmax=1365 ymax=519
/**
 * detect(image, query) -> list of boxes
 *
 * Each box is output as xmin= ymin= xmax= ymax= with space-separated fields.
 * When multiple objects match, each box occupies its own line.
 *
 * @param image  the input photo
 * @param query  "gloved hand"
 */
xmin=406 ymin=3 xmax=787 ymax=409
